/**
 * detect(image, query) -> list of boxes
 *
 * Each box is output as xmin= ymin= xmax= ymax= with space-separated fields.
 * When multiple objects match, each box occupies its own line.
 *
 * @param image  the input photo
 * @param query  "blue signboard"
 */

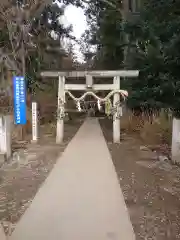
xmin=13 ymin=76 xmax=27 ymax=125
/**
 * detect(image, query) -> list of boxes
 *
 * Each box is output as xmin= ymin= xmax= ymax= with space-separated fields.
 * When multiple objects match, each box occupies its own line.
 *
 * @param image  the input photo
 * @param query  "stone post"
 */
xmin=171 ymin=117 xmax=180 ymax=163
xmin=0 ymin=115 xmax=11 ymax=164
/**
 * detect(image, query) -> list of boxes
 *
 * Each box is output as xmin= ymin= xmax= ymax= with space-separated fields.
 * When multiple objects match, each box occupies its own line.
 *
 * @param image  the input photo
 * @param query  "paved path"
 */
xmin=10 ymin=118 xmax=135 ymax=240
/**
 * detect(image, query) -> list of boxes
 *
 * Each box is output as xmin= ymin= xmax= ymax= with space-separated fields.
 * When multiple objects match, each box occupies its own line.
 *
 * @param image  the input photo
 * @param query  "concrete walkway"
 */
xmin=10 ymin=118 xmax=135 ymax=240
xmin=0 ymin=224 xmax=6 ymax=240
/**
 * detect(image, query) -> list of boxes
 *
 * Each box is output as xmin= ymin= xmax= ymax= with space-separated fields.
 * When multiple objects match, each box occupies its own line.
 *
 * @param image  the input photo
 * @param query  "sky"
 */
xmin=62 ymin=5 xmax=87 ymax=62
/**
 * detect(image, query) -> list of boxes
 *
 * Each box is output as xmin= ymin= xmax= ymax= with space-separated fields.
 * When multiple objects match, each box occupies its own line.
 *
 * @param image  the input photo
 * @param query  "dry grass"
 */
xmin=121 ymin=110 xmax=172 ymax=146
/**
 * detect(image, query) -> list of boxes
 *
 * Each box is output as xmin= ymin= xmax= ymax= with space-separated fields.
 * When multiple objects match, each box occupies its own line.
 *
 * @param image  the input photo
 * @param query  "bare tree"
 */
xmin=0 ymin=0 xmax=50 ymax=139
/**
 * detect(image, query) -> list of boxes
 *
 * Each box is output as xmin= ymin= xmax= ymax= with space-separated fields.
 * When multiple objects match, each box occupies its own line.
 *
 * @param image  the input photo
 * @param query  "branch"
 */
xmin=7 ymin=22 xmax=18 ymax=61
xmin=83 ymin=0 xmax=122 ymax=14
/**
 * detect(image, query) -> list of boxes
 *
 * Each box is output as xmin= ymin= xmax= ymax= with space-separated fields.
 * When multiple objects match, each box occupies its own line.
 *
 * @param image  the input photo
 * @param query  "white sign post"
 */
xmin=32 ymin=102 xmax=38 ymax=143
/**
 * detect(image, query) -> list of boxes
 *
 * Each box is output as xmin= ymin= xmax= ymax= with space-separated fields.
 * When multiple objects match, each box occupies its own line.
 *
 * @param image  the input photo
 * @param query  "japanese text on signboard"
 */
xmin=13 ymin=76 xmax=26 ymax=125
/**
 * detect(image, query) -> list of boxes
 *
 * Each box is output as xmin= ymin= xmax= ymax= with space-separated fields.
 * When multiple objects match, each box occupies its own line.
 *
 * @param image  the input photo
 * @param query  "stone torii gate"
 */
xmin=41 ymin=70 xmax=139 ymax=144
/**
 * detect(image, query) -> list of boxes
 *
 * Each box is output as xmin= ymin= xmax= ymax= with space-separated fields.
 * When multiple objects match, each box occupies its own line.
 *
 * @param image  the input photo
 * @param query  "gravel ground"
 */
xmin=0 ymin=119 xmax=82 ymax=235
xmin=100 ymin=118 xmax=180 ymax=240
xmin=1 ymin=117 xmax=180 ymax=239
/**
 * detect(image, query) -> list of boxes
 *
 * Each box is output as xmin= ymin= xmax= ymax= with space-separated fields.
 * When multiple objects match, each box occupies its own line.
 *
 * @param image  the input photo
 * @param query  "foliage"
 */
xmin=80 ymin=0 xmax=124 ymax=69
xmin=0 ymin=0 xmax=80 ymax=93
xmin=124 ymin=0 xmax=180 ymax=117
xmin=80 ymin=0 xmax=180 ymax=118
xmin=27 ymin=2 xmax=72 ymax=91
